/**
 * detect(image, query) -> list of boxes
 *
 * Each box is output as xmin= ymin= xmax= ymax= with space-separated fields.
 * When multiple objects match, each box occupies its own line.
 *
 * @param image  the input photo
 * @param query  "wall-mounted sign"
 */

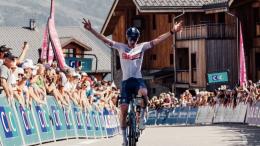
xmin=207 ymin=71 xmax=229 ymax=84
xmin=65 ymin=57 xmax=92 ymax=71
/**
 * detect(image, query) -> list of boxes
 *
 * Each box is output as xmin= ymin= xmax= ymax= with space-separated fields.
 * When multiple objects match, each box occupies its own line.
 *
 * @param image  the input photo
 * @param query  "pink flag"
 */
xmin=40 ymin=24 xmax=49 ymax=60
xmin=48 ymin=0 xmax=68 ymax=70
xmin=239 ymin=23 xmax=247 ymax=86
xmin=47 ymin=40 xmax=54 ymax=65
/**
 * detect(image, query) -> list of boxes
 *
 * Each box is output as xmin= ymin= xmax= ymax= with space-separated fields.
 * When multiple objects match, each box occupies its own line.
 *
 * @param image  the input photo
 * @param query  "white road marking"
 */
xmin=78 ymin=139 xmax=99 ymax=145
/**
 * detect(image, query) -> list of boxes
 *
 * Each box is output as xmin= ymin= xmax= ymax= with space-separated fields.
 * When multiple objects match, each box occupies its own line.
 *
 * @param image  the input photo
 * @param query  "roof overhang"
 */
xmin=205 ymin=7 xmax=228 ymax=14
xmin=60 ymin=37 xmax=92 ymax=51
xmin=100 ymin=0 xmax=119 ymax=35
xmin=133 ymin=0 xmax=205 ymax=13
xmin=135 ymin=7 xmax=205 ymax=13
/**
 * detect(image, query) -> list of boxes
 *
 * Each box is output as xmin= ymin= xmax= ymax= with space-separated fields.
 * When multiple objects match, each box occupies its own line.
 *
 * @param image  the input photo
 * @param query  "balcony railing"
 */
xmin=256 ymin=22 xmax=260 ymax=36
xmin=176 ymin=23 xmax=236 ymax=40
xmin=176 ymin=70 xmax=189 ymax=84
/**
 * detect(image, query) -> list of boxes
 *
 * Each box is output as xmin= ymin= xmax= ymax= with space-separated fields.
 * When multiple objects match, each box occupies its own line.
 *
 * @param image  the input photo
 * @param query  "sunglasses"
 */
xmin=128 ymin=37 xmax=138 ymax=42
xmin=18 ymin=73 xmax=24 ymax=77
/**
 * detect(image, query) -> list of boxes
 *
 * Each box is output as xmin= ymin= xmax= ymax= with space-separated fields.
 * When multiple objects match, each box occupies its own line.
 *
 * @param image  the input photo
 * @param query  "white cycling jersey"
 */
xmin=111 ymin=41 xmax=153 ymax=81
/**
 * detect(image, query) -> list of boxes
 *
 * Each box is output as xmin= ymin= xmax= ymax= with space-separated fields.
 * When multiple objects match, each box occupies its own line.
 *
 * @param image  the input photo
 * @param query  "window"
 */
xmin=191 ymin=53 xmax=196 ymax=69
xmin=64 ymin=48 xmax=74 ymax=57
xmin=170 ymin=53 xmax=173 ymax=65
xmin=176 ymin=48 xmax=189 ymax=70
xmin=152 ymin=14 xmax=156 ymax=30
xmin=191 ymin=53 xmax=197 ymax=83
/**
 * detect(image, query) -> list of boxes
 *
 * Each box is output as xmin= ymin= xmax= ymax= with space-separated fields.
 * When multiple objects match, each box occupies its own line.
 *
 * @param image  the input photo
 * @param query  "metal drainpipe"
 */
xmin=111 ymin=47 xmax=114 ymax=81
xmin=173 ymin=10 xmax=185 ymax=93
xmin=225 ymin=11 xmax=239 ymax=86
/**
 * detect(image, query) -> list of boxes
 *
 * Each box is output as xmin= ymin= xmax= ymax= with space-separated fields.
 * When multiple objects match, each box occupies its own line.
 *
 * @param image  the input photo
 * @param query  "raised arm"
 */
xmin=151 ymin=21 xmax=183 ymax=46
xmin=82 ymin=18 xmax=114 ymax=47
xmin=17 ymin=42 xmax=29 ymax=64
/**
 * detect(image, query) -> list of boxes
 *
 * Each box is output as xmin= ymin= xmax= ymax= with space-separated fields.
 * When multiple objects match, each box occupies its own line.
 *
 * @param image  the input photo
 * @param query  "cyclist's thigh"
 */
xmin=120 ymin=80 xmax=132 ymax=105
xmin=136 ymin=78 xmax=147 ymax=96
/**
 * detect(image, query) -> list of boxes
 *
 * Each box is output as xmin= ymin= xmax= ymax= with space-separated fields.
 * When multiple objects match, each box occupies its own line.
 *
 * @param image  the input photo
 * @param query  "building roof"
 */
xmin=0 ymin=26 xmax=111 ymax=73
xmin=133 ymin=0 xmax=229 ymax=12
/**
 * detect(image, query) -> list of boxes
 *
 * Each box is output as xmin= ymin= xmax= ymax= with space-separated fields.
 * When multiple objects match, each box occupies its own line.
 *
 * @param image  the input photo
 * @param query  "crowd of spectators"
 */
xmin=0 ymin=43 xmax=120 ymax=113
xmin=1 ymin=43 xmax=260 ymax=113
xmin=149 ymin=80 xmax=260 ymax=109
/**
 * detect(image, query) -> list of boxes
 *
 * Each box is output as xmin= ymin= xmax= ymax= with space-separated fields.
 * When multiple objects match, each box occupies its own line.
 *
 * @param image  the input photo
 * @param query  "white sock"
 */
xmin=140 ymin=109 xmax=145 ymax=121
xmin=122 ymin=128 xmax=127 ymax=143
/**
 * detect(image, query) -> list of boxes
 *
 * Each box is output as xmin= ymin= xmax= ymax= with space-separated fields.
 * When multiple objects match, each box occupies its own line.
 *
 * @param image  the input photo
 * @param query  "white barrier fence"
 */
xmin=196 ymin=103 xmax=247 ymax=124
xmin=195 ymin=106 xmax=215 ymax=124
xmin=147 ymin=102 xmax=252 ymax=126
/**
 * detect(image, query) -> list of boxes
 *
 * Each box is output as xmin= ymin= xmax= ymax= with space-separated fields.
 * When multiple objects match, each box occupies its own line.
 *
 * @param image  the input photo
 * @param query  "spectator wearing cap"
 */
xmin=0 ymin=53 xmax=17 ymax=104
xmin=0 ymin=45 xmax=12 ymax=65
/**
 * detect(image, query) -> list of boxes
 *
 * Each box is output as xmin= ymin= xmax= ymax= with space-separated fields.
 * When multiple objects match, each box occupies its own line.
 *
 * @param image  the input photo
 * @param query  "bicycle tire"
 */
xmin=128 ymin=113 xmax=137 ymax=146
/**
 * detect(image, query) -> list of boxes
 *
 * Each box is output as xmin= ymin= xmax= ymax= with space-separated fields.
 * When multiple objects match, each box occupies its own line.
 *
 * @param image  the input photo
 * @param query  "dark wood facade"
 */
xmin=230 ymin=0 xmax=260 ymax=83
xmin=103 ymin=0 xmax=241 ymax=96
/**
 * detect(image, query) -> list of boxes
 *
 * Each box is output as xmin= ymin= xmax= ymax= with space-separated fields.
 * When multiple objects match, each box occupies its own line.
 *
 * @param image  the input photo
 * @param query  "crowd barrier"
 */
xmin=147 ymin=102 xmax=254 ymax=126
xmin=0 ymin=95 xmax=120 ymax=146
xmin=246 ymin=102 xmax=260 ymax=126
xmin=146 ymin=107 xmax=198 ymax=125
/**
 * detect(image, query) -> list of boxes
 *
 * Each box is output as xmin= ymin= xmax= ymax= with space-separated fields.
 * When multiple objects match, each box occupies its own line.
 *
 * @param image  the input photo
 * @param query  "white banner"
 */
xmin=195 ymin=106 xmax=215 ymax=124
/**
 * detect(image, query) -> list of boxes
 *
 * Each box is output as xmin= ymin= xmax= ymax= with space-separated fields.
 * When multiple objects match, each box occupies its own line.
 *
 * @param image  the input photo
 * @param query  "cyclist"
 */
xmin=82 ymin=18 xmax=183 ymax=146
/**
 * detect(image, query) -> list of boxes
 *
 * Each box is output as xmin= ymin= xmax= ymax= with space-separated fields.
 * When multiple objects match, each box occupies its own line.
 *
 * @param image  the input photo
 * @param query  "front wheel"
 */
xmin=128 ymin=113 xmax=137 ymax=146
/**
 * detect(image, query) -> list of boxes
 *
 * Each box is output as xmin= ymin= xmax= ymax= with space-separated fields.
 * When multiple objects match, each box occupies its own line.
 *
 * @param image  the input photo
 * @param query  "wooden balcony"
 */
xmin=176 ymin=70 xmax=189 ymax=84
xmin=176 ymin=23 xmax=236 ymax=40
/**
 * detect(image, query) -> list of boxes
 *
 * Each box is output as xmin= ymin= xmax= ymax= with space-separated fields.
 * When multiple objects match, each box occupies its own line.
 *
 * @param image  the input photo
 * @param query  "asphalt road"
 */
xmin=42 ymin=125 xmax=260 ymax=146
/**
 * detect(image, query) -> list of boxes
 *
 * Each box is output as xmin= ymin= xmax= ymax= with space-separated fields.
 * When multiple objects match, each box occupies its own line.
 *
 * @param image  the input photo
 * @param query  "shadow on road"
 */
xmin=218 ymin=124 xmax=260 ymax=146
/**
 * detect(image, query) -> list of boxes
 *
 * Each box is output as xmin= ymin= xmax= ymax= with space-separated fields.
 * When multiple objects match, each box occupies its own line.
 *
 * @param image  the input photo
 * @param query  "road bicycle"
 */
xmin=127 ymin=95 xmax=143 ymax=146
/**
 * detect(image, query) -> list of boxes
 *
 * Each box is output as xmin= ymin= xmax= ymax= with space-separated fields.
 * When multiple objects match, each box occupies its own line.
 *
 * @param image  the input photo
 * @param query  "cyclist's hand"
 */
xmin=82 ymin=18 xmax=92 ymax=30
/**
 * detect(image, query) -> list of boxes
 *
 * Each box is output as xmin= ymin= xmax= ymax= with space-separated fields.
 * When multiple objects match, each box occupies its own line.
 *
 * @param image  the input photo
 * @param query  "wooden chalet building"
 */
xmin=101 ymin=0 xmax=240 ymax=96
